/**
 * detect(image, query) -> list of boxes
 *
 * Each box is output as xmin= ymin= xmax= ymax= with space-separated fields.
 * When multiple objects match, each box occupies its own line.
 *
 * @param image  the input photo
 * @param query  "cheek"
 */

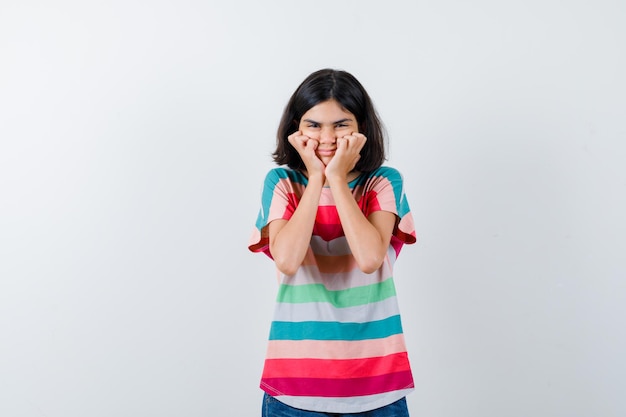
xmin=300 ymin=127 xmax=317 ymax=138
xmin=338 ymin=128 xmax=356 ymax=137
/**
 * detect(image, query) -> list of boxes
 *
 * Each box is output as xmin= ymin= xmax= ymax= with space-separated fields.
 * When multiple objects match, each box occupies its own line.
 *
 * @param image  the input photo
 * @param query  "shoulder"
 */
xmin=363 ymin=166 xmax=405 ymax=183
xmin=264 ymin=167 xmax=299 ymax=180
xmin=360 ymin=166 xmax=408 ymax=201
xmin=263 ymin=167 xmax=307 ymax=187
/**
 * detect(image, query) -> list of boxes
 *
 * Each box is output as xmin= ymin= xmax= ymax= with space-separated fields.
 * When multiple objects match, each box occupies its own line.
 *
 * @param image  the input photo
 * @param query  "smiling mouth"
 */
xmin=316 ymin=149 xmax=336 ymax=156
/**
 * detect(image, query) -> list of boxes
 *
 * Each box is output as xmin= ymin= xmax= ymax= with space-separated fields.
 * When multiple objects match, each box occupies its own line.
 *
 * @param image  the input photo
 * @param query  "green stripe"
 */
xmin=277 ymin=279 xmax=396 ymax=308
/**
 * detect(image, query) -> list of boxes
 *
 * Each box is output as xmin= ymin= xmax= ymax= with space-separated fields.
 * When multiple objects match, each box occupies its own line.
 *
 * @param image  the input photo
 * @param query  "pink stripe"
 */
xmin=261 ymin=370 xmax=414 ymax=397
xmin=265 ymin=334 xmax=409 ymax=359
xmin=373 ymin=188 xmax=397 ymax=213
xmin=267 ymin=179 xmax=293 ymax=220
xmin=262 ymin=352 xmax=410 ymax=379
xmin=318 ymin=188 xmax=335 ymax=205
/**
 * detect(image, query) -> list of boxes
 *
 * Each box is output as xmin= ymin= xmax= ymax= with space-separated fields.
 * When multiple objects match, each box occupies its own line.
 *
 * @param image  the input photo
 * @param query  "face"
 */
xmin=298 ymin=99 xmax=359 ymax=166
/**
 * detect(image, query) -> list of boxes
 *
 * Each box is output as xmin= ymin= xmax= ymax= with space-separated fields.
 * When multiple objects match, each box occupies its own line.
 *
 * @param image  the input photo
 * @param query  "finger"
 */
xmin=345 ymin=133 xmax=366 ymax=143
xmin=287 ymin=130 xmax=303 ymax=141
xmin=305 ymin=138 xmax=319 ymax=150
xmin=346 ymin=133 xmax=366 ymax=151
xmin=354 ymin=133 xmax=367 ymax=145
xmin=336 ymin=137 xmax=349 ymax=150
xmin=288 ymin=132 xmax=310 ymax=149
xmin=338 ymin=137 xmax=358 ymax=154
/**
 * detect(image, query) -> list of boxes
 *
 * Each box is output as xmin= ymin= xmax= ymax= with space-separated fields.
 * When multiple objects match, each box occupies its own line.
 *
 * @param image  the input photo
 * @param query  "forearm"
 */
xmin=328 ymin=178 xmax=392 ymax=273
xmin=269 ymin=176 xmax=324 ymax=275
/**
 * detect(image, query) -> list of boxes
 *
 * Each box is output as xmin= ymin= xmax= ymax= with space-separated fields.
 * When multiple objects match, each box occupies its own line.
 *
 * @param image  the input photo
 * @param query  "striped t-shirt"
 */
xmin=249 ymin=165 xmax=417 ymax=413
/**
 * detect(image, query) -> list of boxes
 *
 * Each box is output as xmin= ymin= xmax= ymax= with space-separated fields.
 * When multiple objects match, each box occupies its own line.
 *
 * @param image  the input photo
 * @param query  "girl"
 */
xmin=249 ymin=69 xmax=417 ymax=416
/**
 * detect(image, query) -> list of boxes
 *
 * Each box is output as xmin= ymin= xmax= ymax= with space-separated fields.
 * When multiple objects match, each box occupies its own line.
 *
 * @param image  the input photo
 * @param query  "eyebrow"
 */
xmin=303 ymin=118 xmax=354 ymax=125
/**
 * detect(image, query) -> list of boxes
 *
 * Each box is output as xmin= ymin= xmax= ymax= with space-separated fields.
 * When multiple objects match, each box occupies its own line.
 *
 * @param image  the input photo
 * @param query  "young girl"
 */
xmin=249 ymin=69 xmax=417 ymax=416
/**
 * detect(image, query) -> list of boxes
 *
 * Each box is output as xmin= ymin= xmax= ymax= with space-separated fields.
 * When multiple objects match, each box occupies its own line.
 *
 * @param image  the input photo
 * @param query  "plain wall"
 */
xmin=1 ymin=1 xmax=624 ymax=416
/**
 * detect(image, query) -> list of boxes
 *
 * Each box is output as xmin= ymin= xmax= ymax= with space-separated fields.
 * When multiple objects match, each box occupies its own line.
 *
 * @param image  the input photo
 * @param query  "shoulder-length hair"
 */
xmin=273 ymin=69 xmax=387 ymax=172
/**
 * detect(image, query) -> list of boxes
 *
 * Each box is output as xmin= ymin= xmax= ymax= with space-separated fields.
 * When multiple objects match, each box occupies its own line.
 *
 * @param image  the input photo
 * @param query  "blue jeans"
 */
xmin=262 ymin=393 xmax=409 ymax=417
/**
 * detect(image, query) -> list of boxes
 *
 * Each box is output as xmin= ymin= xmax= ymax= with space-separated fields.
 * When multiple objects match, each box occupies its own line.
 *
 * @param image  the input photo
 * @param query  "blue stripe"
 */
xmin=255 ymin=166 xmax=410 ymax=230
xmin=268 ymin=315 xmax=404 ymax=341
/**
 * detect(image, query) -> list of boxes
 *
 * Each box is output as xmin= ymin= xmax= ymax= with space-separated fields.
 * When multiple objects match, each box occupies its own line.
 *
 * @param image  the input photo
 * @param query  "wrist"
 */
xmin=306 ymin=172 xmax=326 ymax=186
xmin=325 ymin=173 xmax=348 ymax=186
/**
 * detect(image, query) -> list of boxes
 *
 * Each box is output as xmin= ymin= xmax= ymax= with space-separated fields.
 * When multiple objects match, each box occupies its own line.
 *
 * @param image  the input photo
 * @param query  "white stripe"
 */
xmin=273 ymin=296 xmax=401 ymax=323
xmin=283 ymin=266 xmax=393 ymax=290
xmin=282 ymin=251 xmax=397 ymax=291
xmin=274 ymin=388 xmax=414 ymax=414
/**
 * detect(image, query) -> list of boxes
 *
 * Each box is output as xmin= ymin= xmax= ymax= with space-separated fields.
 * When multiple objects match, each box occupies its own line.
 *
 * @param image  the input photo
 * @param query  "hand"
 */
xmin=287 ymin=131 xmax=326 ymax=180
xmin=325 ymin=132 xmax=366 ymax=182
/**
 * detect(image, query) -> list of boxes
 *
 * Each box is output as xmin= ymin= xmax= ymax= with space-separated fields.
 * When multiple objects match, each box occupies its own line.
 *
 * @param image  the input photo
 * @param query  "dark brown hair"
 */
xmin=273 ymin=69 xmax=387 ymax=172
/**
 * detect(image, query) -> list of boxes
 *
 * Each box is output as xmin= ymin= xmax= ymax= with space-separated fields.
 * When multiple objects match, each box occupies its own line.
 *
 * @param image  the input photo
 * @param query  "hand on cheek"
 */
xmin=287 ymin=131 xmax=307 ymax=152
xmin=288 ymin=131 xmax=325 ymax=178
xmin=327 ymin=132 xmax=367 ymax=178
xmin=305 ymin=137 xmax=319 ymax=153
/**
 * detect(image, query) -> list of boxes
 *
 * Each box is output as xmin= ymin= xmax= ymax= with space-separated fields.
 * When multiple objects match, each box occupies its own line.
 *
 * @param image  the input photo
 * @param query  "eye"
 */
xmin=335 ymin=123 xmax=348 ymax=128
xmin=307 ymin=122 xmax=320 ymax=128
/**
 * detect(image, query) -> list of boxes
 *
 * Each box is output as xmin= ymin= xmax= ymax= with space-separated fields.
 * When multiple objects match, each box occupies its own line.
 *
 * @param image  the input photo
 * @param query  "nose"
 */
xmin=319 ymin=127 xmax=336 ymax=144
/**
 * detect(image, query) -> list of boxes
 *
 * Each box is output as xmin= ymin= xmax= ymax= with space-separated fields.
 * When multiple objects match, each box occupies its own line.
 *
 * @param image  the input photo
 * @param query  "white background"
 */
xmin=1 ymin=1 xmax=625 ymax=416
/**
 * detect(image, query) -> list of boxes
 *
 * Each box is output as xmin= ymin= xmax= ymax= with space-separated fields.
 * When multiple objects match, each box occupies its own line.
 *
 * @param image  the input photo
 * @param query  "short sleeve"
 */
xmin=248 ymin=168 xmax=302 ymax=258
xmin=362 ymin=167 xmax=417 ymax=251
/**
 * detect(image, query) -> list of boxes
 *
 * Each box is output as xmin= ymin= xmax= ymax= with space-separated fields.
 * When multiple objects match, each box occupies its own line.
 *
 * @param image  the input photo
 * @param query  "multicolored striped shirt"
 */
xmin=249 ymin=166 xmax=417 ymax=413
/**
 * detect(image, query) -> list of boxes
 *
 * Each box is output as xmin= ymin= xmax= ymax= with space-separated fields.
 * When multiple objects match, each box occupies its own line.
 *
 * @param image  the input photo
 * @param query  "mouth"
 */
xmin=316 ymin=148 xmax=336 ymax=156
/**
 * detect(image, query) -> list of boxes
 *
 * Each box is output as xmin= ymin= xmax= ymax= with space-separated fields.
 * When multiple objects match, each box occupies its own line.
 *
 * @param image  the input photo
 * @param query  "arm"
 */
xmin=268 ymin=175 xmax=324 ymax=275
xmin=269 ymin=131 xmax=326 ymax=275
xmin=326 ymin=133 xmax=396 ymax=273
xmin=327 ymin=177 xmax=396 ymax=273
